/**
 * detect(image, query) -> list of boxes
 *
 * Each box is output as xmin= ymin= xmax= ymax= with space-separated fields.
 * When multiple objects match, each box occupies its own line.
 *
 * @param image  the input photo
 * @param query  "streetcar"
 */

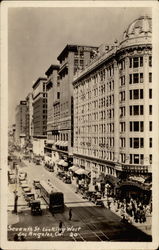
xmin=39 ymin=181 xmax=64 ymax=214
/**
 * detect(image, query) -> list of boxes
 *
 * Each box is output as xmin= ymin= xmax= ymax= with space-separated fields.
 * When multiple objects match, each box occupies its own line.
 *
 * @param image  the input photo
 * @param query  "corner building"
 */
xmin=73 ymin=16 xmax=152 ymax=202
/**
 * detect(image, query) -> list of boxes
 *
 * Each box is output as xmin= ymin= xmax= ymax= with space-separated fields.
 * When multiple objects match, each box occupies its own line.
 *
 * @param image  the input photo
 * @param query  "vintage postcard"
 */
xmin=1 ymin=1 xmax=159 ymax=250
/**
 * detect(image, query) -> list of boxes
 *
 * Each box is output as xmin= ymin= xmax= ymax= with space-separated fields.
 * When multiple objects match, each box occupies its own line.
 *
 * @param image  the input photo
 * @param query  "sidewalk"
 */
xmin=101 ymin=198 xmax=152 ymax=235
xmin=55 ymin=172 xmax=152 ymax=236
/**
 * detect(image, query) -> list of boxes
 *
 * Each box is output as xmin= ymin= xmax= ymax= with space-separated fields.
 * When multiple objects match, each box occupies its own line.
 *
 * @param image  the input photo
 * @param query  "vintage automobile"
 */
xmin=57 ymin=171 xmax=66 ymax=180
xmin=25 ymin=192 xmax=35 ymax=204
xmin=33 ymin=179 xmax=40 ymax=189
xmin=91 ymin=193 xmax=104 ymax=207
xmin=63 ymin=175 xmax=72 ymax=184
xmin=84 ymin=191 xmax=95 ymax=201
xmin=30 ymin=200 xmax=42 ymax=215
xmin=8 ymin=171 xmax=16 ymax=184
xmin=18 ymin=171 xmax=27 ymax=181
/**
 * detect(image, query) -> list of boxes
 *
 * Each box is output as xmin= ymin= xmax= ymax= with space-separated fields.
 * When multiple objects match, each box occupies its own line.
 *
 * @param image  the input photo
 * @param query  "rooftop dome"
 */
xmin=123 ymin=15 xmax=152 ymax=40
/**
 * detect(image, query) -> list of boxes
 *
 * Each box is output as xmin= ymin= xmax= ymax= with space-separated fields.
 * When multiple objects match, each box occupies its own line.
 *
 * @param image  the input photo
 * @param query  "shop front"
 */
xmin=116 ymin=180 xmax=152 ymax=204
xmin=104 ymin=174 xmax=119 ymax=197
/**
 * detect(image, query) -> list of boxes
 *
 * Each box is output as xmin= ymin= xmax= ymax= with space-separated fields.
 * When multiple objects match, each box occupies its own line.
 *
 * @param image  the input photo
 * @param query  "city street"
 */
xmin=8 ymin=154 xmax=152 ymax=242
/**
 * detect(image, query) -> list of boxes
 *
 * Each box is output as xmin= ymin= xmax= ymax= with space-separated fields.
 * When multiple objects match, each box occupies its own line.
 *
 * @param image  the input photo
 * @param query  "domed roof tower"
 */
xmin=123 ymin=15 xmax=152 ymax=40
xmin=120 ymin=15 xmax=152 ymax=48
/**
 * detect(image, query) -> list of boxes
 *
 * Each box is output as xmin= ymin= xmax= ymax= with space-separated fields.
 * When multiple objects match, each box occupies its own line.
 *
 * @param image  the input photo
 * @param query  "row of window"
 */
xmin=129 ymin=72 xmax=152 ymax=84
xmin=130 ymin=138 xmax=152 ymax=148
xmin=75 ymin=137 xmax=152 ymax=149
xmin=74 ymin=147 xmax=153 ymax=164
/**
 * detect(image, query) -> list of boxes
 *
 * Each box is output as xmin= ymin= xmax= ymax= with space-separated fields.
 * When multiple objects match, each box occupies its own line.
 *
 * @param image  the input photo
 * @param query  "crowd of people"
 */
xmin=105 ymin=196 xmax=152 ymax=224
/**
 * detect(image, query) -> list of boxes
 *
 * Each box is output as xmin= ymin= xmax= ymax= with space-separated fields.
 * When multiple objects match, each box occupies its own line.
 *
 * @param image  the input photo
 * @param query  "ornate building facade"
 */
xmin=73 ymin=16 xmax=152 ymax=201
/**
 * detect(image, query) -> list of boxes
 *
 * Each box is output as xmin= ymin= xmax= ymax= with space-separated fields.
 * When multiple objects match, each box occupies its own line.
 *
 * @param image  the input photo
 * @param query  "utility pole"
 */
xmin=13 ymin=163 xmax=19 ymax=214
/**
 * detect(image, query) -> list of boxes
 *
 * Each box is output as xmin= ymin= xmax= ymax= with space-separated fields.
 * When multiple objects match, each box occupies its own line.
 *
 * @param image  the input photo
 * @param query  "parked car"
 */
xmin=91 ymin=193 xmax=104 ymax=207
xmin=63 ymin=175 xmax=71 ymax=184
xmin=30 ymin=200 xmax=42 ymax=215
xmin=84 ymin=191 xmax=95 ymax=201
xmin=19 ymin=171 xmax=27 ymax=181
xmin=25 ymin=192 xmax=35 ymax=204
xmin=33 ymin=179 xmax=40 ymax=189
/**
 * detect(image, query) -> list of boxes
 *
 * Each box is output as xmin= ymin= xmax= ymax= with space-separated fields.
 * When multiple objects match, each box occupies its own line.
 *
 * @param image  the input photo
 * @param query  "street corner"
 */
xmin=8 ymin=211 xmax=19 ymax=225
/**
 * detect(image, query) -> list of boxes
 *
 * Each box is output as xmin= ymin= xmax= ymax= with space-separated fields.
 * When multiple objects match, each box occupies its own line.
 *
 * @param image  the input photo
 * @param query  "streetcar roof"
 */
xmin=40 ymin=180 xmax=60 ymax=194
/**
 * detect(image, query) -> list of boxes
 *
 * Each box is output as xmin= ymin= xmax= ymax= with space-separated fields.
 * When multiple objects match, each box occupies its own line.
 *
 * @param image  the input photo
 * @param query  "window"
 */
xmin=129 ymin=74 xmax=132 ymax=84
xmin=129 ymin=58 xmax=132 ymax=68
xmin=149 ymin=138 xmax=152 ymax=148
xmin=140 ymin=105 xmax=144 ymax=115
xmin=130 ymin=121 xmax=144 ymax=132
xmin=149 ymin=73 xmax=152 ymax=83
xmin=140 ymin=121 xmax=144 ymax=132
xmin=140 ymin=138 xmax=144 ymax=148
xmin=149 ymin=121 xmax=152 ymax=131
xmin=134 ymin=138 xmax=139 ymax=148
xmin=133 ymin=74 xmax=139 ymax=83
xmin=149 ymin=154 xmax=152 ymax=164
xmin=120 ymin=122 xmax=125 ymax=132
xmin=129 ymin=105 xmax=144 ymax=116
xmin=149 ymin=56 xmax=152 ymax=67
xmin=133 ymin=106 xmax=139 ymax=115
xmin=140 ymin=73 xmax=144 ymax=83
xmin=140 ymin=154 xmax=144 ymax=164
xmin=133 ymin=57 xmax=139 ymax=68
xmin=134 ymin=90 xmax=139 ymax=99
xmin=134 ymin=122 xmax=139 ymax=131
xmin=140 ymin=89 xmax=144 ymax=99
xmin=57 ymin=92 xmax=60 ymax=99
xmin=140 ymin=57 xmax=143 ymax=67
xmin=130 ymin=89 xmax=143 ymax=99
xmin=149 ymin=89 xmax=152 ymax=99
xmin=134 ymin=154 xmax=139 ymax=164
xmin=149 ymin=105 xmax=152 ymax=115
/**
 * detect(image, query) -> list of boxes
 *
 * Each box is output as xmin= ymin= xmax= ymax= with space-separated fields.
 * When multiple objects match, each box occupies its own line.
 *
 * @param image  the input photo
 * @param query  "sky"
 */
xmin=8 ymin=6 xmax=152 ymax=126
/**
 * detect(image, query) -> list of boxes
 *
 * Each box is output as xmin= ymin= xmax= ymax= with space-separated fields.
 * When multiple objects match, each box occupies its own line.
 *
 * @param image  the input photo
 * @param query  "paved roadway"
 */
xmin=7 ymin=153 xmax=152 ymax=242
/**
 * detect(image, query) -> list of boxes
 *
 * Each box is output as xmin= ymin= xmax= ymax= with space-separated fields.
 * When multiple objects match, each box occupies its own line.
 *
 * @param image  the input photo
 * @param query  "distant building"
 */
xmin=15 ymin=100 xmax=27 ymax=147
xmin=25 ymin=92 xmax=33 ymax=143
xmin=32 ymin=77 xmax=47 ymax=156
xmin=73 ymin=16 xmax=152 ymax=202
xmin=44 ymin=44 xmax=98 ymax=166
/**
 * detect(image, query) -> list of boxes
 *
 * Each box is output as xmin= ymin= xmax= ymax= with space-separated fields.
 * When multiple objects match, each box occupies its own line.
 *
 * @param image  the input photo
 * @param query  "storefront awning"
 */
xmin=63 ymin=141 xmax=68 ymax=147
xmin=69 ymin=166 xmax=79 ymax=172
xmin=75 ymin=168 xmax=90 ymax=176
xmin=55 ymin=140 xmax=60 ymax=146
xmin=62 ymin=161 xmax=68 ymax=167
xmin=58 ymin=159 xmax=65 ymax=165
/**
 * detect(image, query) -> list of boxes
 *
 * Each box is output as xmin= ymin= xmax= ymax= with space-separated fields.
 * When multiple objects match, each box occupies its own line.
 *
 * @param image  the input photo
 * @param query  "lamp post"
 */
xmin=13 ymin=163 xmax=19 ymax=214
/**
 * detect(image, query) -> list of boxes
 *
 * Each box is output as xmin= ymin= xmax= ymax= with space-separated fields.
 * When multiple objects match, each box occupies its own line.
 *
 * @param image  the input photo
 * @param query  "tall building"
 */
xmin=44 ymin=64 xmax=60 ymax=163
xmin=32 ymin=77 xmax=47 ymax=156
xmin=72 ymin=16 xmax=152 ymax=202
xmin=44 ymin=44 xmax=98 ymax=165
xmin=15 ymin=100 xmax=27 ymax=147
xmin=25 ymin=92 xmax=33 ymax=143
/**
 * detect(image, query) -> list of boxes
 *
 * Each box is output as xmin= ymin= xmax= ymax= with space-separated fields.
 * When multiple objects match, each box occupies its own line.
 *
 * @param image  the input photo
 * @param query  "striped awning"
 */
xmin=69 ymin=166 xmax=79 ymax=172
xmin=75 ymin=168 xmax=90 ymax=175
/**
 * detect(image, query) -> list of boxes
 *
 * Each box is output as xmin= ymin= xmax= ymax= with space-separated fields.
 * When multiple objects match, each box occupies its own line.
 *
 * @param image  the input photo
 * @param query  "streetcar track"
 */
xmin=72 ymin=208 xmax=110 ymax=241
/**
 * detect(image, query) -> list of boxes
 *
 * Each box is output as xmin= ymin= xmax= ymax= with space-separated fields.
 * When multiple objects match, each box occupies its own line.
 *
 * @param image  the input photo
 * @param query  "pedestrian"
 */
xmin=69 ymin=208 xmax=72 ymax=221
xmin=59 ymin=221 xmax=63 ymax=233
